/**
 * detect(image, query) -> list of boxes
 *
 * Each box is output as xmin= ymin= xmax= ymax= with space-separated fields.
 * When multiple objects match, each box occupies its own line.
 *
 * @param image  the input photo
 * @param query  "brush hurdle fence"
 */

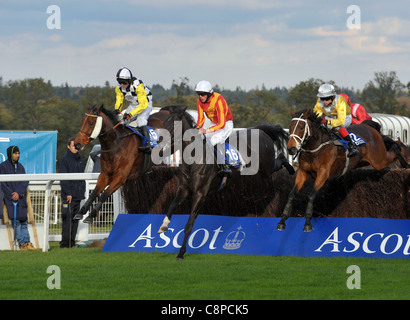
xmin=0 ymin=173 xmax=124 ymax=252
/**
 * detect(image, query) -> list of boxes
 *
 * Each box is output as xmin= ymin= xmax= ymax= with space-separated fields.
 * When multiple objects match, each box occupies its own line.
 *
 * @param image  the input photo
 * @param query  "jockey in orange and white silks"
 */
xmin=313 ymin=83 xmax=359 ymax=157
xmin=195 ymin=80 xmax=234 ymax=146
xmin=114 ymin=67 xmax=153 ymax=153
xmin=195 ymin=80 xmax=234 ymax=175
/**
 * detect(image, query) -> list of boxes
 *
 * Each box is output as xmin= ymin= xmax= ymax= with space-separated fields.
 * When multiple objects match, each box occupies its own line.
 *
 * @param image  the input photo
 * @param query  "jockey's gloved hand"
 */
xmin=114 ymin=109 xmax=121 ymax=115
xmin=122 ymin=113 xmax=131 ymax=121
xmin=320 ymin=117 xmax=327 ymax=125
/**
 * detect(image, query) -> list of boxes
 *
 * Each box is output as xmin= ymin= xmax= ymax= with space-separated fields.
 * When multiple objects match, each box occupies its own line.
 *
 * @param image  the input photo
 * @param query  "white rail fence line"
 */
xmin=0 ymin=173 xmax=122 ymax=252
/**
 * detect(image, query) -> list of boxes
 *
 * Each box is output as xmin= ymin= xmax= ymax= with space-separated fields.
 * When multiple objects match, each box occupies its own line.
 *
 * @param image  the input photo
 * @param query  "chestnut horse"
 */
xmin=276 ymin=109 xmax=408 ymax=232
xmin=73 ymin=104 xmax=171 ymax=223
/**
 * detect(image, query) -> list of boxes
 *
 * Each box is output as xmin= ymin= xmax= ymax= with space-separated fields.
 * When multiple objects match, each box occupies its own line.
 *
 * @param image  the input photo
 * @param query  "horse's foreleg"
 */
xmin=176 ymin=193 xmax=205 ymax=260
xmin=73 ymin=174 xmax=111 ymax=220
xmin=303 ymin=171 xmax=329 ymax=232
xmin=276 ymin=187 xmax=296 ymax=231
xmin=83 ymin=190 xmax=111 ymax=223
xmin=158 ymin=185 xmax=189 ymax=233
xmin=277 ymin=169 xmax=306 ymax=231
xmin=303 ymin=189 xmax=318 ymax=232
xmin=83 ymin=175 xmax=124 ymax=223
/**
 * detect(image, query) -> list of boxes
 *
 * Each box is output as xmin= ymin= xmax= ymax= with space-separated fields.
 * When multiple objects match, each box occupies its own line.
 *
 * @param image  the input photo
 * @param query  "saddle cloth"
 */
xmin=337 ymin=132 xmax=367 ymax=151
xmin=125 ymin=125 xmax=158 ymax=148
xmin=205 ymin=139 xmax=242 ymax=169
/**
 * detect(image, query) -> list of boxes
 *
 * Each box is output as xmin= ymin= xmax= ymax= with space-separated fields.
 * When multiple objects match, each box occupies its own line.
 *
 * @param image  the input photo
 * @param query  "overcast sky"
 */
xmin=1 ymin=0 xmax=409 ymax=90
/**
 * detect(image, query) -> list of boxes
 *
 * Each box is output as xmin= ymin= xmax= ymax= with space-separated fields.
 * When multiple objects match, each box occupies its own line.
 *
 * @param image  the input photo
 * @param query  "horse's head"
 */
xmin=74 ymin=104 xmax=105 ymax=150
xmin=287 ymin=109 xmax=321 ymax=155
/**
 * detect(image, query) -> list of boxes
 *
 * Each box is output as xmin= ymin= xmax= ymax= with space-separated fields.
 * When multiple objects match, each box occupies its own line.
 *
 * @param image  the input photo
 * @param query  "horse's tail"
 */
xmin=386 ymin=139 xmax=409 ymax=168
xmin=254 ymin=123 xmax=289 ymax=151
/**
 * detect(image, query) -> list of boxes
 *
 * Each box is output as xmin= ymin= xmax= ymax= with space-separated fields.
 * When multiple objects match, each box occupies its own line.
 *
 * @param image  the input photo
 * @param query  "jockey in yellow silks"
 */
xmin=313 ymin=83 xmax=358 ymax=157
xmin=114 ymin=67 xmax=153 ymax=153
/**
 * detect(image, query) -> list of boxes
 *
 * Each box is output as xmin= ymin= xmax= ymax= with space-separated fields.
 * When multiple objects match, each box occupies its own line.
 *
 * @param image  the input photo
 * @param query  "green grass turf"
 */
xmin=0 ymin=242 xmax=408 ymax=300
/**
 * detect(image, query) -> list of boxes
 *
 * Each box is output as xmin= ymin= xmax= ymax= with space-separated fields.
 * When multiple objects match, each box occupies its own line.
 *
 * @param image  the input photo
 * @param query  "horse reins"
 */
xmin=78 ymin=113 xmax=101 ymax=146
xmin=79 ymin=112 xmax=133 ymax=152
xmin=289 ymin=115 xmax=330 ymax=158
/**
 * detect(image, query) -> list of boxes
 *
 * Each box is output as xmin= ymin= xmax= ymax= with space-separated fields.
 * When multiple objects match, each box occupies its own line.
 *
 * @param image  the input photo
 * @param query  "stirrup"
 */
xmin=138 ymin=145 xmax=151 ymax=154
xmin=347 ymin=145 xmax=358 ymax=157
xmin=218 ymin=164 xmax=232 ymax=177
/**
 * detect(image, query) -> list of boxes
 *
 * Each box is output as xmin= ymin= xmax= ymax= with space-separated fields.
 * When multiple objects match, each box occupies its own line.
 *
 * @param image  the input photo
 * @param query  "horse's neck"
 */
xmin=100 ymin=116 xmax=122 ymax=147
xmin=305 ymin=125 xmax=330 ymax=149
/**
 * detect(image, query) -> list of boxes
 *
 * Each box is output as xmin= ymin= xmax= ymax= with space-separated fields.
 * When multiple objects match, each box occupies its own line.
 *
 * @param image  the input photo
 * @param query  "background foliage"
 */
xmin=0 ymin=72 xmax=409 ymax=164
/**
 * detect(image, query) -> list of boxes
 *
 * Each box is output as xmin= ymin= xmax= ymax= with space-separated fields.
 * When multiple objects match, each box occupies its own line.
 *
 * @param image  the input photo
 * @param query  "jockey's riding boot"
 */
xmin=138 ymin=126 xmax=152 ymax=154
xmin=346 ymin=136 xmax=359 ymax=157
xmin=213 ymin=143 xmax=232 ymax=177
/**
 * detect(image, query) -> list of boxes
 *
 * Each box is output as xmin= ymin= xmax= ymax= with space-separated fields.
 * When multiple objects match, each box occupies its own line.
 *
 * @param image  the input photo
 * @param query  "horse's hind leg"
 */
xmin=158 ymin=185 xmax=189 ymax=233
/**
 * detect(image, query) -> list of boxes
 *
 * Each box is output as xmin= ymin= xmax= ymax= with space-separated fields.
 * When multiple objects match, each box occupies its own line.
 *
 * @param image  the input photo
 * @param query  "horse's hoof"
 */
xmin=303 ymin=224 xmax=312 ymax=232
xmin=158 ymin=226 xmax=168 ymax=234
xmin=73 ymin=213 xmax=83 ymax=221
xmin=276 ymin=223 xmax=286 ymax=231
xmin=176 ymin=256 xmax=184 ymax=261
xmin=83 ymin=216 xmax=93 ymax=224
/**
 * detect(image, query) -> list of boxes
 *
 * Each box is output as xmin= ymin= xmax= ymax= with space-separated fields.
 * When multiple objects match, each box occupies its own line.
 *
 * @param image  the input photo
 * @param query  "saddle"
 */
xmin=329 ymin=128 xmax=367 ymax=151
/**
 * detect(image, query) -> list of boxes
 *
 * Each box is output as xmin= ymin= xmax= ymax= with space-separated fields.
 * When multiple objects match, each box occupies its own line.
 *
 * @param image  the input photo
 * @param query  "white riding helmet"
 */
xmin=317 ymin=83 xmax=336 ymax=98
xmin=116 ymin=67 xmax=133 ymax=83
xmin=195 ymin=80 xmax=213 ymax=94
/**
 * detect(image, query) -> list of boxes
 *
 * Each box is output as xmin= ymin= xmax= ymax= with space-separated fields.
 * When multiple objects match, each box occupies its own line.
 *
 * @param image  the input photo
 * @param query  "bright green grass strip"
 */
xmin=0 ymin=243 xmax=408 ymax=300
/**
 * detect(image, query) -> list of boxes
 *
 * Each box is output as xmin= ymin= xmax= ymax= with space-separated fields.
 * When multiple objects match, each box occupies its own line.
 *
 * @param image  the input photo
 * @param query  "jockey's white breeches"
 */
xmin=124 ymin=101 xmax=153 ymax=127
xmin=204 ymin=121 xmax=234 ymax=146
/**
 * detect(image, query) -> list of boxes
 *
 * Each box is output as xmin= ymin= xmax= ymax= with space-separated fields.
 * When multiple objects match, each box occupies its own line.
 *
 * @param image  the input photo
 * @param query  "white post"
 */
xmin=43 ymin=180 xmax=54 ymax=252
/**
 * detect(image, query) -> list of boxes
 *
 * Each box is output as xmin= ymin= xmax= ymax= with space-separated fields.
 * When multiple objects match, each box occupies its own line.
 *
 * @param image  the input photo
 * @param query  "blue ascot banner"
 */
xmin=102 ymin=214 xmax=410 ymax=259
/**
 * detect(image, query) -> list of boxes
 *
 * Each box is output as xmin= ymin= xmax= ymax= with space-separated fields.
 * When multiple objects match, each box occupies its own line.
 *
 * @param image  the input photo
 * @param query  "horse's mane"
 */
xmin=294 ymin=109 xmax=322 ymax=125
xmin=92 ymin=104 xmax=121 ymax=125
xmin=160 ymin=105 xmax=196 ymax=128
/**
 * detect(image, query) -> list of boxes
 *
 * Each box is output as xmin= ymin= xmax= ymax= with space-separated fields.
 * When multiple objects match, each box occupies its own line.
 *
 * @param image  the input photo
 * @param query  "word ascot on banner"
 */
xmin=103 ymin=215 xmax=410 ymax=259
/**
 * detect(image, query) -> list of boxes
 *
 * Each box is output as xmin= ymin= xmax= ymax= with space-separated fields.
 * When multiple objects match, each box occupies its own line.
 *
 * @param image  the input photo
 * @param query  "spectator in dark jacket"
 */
xmin=59 ymin=138 xmax=86 ymax=248
xmin=0 ymin=146 xmax=37 ymax=250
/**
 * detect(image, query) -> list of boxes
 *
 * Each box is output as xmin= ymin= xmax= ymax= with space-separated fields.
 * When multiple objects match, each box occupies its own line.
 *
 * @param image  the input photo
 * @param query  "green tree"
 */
xmin=361 ymin=71 xmax=405 ymax=114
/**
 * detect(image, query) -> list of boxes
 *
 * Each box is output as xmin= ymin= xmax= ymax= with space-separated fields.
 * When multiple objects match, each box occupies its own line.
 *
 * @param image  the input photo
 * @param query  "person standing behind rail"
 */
xmin=0 ymin=146 xmax=37 ymax=250
xmin=58 ymin=138 xmax=86 ymax=248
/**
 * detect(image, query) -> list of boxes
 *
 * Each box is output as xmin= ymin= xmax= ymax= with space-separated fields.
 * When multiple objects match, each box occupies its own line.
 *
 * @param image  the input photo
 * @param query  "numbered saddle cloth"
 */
xmin=224 ymin=142 xmax=242 ymax=168
xmin=337 ymin=132 xmax=367 ymax=151
xmin=126 ymin=125 xmax=158 ymax=148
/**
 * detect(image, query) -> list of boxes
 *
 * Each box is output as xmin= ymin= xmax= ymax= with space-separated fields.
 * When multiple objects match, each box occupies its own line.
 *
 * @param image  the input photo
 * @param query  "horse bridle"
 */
xmin=289 ymin=116 xmax=311 ymax=150
xmin=289 ymin=114 xmax=332 ymax=157
xmin=78 ymin=113 xmax=103 ymax=146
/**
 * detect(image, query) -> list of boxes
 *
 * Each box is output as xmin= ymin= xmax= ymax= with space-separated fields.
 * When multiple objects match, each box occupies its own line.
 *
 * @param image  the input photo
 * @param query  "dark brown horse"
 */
xmin=156 ymin=105 xmax=295 ymax=260
xmin=73 ymin=104 xmax=171 ymax=223
xmin=277 ymin=109 xmax=408 ymax=232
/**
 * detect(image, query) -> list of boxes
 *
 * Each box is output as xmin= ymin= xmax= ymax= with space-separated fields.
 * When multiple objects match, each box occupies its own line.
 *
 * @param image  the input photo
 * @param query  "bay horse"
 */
xmin=73 ymin=104 xmax=171 ymax=223
xmin=156 ymin=105 xmax=295 ymax=260
xmin=276 ymin=109 xmax=408 ymax=232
